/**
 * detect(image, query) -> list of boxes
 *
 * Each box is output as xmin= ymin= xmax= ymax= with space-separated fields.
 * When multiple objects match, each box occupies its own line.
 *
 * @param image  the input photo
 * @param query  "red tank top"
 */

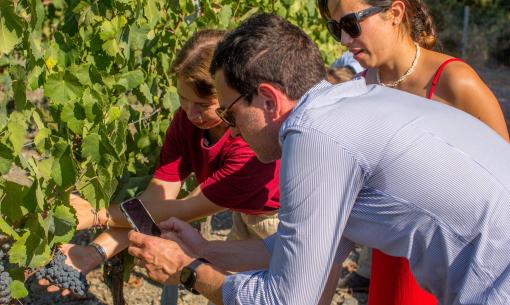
xmin=427 ymin=58 xmax=463 ymax=99
xmin=362 ymin=57 xmax=463 ymax=100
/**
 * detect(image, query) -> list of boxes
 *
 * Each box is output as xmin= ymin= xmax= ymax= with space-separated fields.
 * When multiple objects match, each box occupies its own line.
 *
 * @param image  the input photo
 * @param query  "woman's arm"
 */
xmin=438 ymin=62 xmax=509 ymax=142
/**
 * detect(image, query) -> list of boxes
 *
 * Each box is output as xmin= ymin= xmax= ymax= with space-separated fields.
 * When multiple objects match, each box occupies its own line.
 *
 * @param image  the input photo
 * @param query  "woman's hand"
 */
xmin=70 ymin=194 xmax=108 ymax=230
xmin=37 ymin=243 xmax=103 ymax=295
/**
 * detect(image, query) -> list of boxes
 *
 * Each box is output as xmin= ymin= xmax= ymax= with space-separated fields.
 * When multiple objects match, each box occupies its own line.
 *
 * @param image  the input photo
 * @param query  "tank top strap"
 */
xmin=427 ymin=58 xmax=463 ymax=99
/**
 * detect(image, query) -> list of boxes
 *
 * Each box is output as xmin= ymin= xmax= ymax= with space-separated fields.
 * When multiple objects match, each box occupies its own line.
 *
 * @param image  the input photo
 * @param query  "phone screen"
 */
xmin=121 ymin=198 xmax=162 ymax=236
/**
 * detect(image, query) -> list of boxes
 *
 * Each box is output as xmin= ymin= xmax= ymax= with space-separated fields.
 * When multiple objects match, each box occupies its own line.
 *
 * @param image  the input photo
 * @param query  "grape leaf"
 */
xmin=115 ymin=70 xmax=144 ymax=90
xmin=34 ymin=127 xmax=50 ymax=153
xmin=0 ymin=1 xmax=23 ymax=55
xmin=144 ymin=0 xmax=161 ymax=28
xmin=0 ymin=142 xmax=13 ymax=175
xmin=7 ymin=112 xmax=28 ymax=155
xmin=0 ymin=180 xmax=30 ymax=222
xmin=51 ymin=142 xmax=77 ymax=189
xmin=47 ymin=204 xmax=76 ymax=246
xmin=82 ymin=133 xmax=102 ymax=163
xmin=9 ymin=280 xmax=28 ymax=299
xmin=0 ymin=214 xmax=20 ymax=239
xmin=105 ymin=106 xmax=122 ymax=124
xmin=44 ymin=71 xmax=84 ymax=104
xmin=218 ymin=4 xmax=232 ymax=27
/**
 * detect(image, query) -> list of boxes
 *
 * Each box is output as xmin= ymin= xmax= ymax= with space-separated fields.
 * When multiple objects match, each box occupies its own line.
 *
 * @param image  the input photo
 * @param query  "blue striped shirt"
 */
xmin=222 ymin=79 xmax=510 ymax=305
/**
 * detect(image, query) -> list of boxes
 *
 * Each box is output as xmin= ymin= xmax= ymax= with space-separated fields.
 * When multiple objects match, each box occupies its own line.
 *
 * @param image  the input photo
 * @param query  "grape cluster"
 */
xmin=0 ymin=242 xmax=13 ymax=305
xmin=34 ymin=250 xmax=89 ymax=296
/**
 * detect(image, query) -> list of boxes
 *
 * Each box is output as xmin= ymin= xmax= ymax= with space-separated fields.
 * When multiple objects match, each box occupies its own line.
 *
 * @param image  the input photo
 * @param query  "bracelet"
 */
xmin=89 ymin=242 xmax=108 ymax=262
xmin=91 ymin=209 xmax=111 ymax=230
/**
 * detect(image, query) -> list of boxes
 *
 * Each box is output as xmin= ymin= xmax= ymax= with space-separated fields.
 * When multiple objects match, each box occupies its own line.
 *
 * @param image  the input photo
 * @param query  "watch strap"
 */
xmin=180 ymin=258 xmax=210 ymax=294
xmin=89 ymin=242 xmax=107 ymax=262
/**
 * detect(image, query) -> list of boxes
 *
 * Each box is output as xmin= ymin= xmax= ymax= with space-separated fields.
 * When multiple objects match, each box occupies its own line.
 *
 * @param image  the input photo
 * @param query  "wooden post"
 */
xmin=461 ymin=5 xmax=470 ymax=59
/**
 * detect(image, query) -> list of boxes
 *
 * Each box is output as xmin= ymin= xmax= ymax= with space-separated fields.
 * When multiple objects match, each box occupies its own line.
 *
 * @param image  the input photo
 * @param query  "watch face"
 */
xmin=180 ymin=267 xmax=196 ymax=287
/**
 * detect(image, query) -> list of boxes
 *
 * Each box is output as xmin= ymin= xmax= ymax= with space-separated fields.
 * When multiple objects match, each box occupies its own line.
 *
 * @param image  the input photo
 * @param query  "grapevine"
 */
xmin=0 ymin=0 xmax=339 ymax=301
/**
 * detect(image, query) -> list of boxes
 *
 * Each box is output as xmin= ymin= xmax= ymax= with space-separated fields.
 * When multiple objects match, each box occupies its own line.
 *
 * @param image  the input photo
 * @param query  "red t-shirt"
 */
xmin=153 ymin=108 xmax=280 ymax=214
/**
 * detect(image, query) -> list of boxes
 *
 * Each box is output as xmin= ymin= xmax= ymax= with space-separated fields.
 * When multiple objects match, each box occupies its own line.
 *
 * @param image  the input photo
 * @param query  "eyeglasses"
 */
xmin=215 ymin=94 xmax=245 ymax=127
xmin=326 ymin=6 xmax=387 ymax=42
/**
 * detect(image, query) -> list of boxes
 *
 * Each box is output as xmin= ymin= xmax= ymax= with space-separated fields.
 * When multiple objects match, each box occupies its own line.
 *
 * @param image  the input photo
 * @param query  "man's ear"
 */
xmin=257 ymin=83 xmax=283 ymax=119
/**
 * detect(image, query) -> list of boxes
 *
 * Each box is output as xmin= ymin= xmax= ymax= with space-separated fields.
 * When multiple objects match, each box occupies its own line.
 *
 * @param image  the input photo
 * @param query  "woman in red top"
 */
xmin=317 ymin=1 xmax=509 ymax=305
xmin=39 ymin=30 xmax=281 ymax=301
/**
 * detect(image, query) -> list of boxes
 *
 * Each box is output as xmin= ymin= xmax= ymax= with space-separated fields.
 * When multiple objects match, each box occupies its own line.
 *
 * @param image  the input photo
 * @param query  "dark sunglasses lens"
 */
xmin=326 ymin=21 xmax=342 ymax=42
xmin=223 ymin=111 xmax=236 ymax=127
xmin=340 ymin=15 xmax=361 ymax=38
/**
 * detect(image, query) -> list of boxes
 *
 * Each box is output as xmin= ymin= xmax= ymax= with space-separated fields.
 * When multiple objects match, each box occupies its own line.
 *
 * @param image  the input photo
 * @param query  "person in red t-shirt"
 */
xmin=38 ymin=30 xmax=281 ymax=302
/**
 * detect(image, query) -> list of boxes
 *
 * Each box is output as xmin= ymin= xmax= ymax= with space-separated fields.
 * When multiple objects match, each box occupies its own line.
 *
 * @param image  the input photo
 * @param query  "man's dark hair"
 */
xmin=210 ymin=13 xmax=326 ymax=101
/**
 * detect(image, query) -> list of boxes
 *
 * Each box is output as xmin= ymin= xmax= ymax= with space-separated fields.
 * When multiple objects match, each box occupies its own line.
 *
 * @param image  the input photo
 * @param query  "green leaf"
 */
xmin=0 ymin=142 xmax=13 ymax=174
xmin=27 ymin=63 xmax=44 ymax=90
xmin=38 ymin=157 xmax=53 ymax=180
xmin=29 ymin=31 xmax=44 ymax=59
xmin=139 ymin=83 xmax=152 ymax=102
xmin=9 ymin=65 xmax=27 ymax=109
xmin=144 ymin=0 xmax=161 ymax=28
xmin=51 ymin=142 xmax=77 ymax=189
xmin=218 ymin=4 xmax=232 ymax=27
xmin=68 ymin=64 xmax=92 ymax=86
xmin=115 ymin=70 xmax=144 ymax=90
xmin=128 ymin=24 xmax=150 ymax=50
xmin=44 ymin=72 xmax=84 ymax=104
xmin=8 ymin=232 xmax=29 ymax=266
xmin=102 ymin=38 xmax=120 ymax=57
xmin=82 ymin=90 xmax=102 ymax=123
xmin=77 ymin=165 xmax=108 ymax=210
xmin=34 ymin=127 xmax=50 ymax=153
xmin=81 ymin=133 xmax=102 ymax=163
xmin=105 ymin=106 xmax=122 ymax=124
xmin=29 ymin=0 xmax=45 ymax=30
xmin=9 ymin=280 xmax=28 ymax=299
xmin=22 ymin=179 xmax=44 ymax=212
xmin=0 ymin=1 xmax=23 ymax=55
xmin=7 ymin=112 xmax=28 ymax=155
xmin=162 ymin=86 xmax=180 ymax=112
xmin=0 ymin=180 xmax=30 ymax=223
xmin=10 ymin=218 xmax=52 ymax=268
xmin=48 ymin=204 xmax=76 ymax=245
xmin=0 ymin=214 xmax=20 ymax=239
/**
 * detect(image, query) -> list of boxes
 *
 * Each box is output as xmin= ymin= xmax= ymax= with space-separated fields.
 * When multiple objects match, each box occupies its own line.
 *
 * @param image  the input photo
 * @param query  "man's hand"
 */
xmin=158 ymin=217 xmax=207 ymax=257
xmin=127 ymin=230 xmax=196 ymax=285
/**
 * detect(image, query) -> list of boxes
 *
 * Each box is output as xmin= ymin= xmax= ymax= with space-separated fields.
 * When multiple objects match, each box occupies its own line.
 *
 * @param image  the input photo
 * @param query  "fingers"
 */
xmin=37 ymin=279 xmax=71 ymax=296
xmin=158 ymin=217 xmax=188 ymax=232
xmin=128 ymin=230 xmax=147 ymax=247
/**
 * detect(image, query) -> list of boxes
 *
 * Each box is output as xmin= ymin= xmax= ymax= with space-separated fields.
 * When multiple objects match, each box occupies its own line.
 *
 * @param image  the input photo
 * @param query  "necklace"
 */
xmin=377 ymin=42 xmax=420 ymax=88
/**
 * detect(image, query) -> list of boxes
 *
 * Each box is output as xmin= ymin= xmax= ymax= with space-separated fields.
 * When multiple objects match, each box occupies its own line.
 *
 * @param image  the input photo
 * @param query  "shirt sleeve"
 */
xmin=222 ymin=128 xmax=366 ymax=305
xmin=153 ymin=110 xmax=192 ymax=182
xmin=200 ymin=138 xmax=279 ymax=211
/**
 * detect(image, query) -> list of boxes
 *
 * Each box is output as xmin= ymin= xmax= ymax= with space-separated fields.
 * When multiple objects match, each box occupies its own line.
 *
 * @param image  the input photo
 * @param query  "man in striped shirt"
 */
xmin=128 ymin=13 xmax=510 ymax=305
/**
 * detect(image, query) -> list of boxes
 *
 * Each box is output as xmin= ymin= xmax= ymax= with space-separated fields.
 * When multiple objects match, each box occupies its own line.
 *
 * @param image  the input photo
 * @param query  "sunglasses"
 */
xmin=215 ymin=94 xmax=245 ymax=127
xmin=326 ymin=6 xmax=387 ymax=42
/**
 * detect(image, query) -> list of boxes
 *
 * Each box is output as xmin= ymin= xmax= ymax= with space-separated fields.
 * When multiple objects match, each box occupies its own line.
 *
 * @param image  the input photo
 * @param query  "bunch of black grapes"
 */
xmin=0 ymin=242 xmax=13 ymax=305
xmin=34 ymin=249 xmax=89 ymax=296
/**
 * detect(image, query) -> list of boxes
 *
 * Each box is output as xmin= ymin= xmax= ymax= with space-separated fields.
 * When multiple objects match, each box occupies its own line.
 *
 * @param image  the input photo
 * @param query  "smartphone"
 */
xmin=120 ymin=198 xmax=162 ymax=236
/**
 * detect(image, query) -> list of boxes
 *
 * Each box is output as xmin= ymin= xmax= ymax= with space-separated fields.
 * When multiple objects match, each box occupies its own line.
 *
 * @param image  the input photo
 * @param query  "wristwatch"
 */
xmin=179 ymin=258 xmax=210 ymax=295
